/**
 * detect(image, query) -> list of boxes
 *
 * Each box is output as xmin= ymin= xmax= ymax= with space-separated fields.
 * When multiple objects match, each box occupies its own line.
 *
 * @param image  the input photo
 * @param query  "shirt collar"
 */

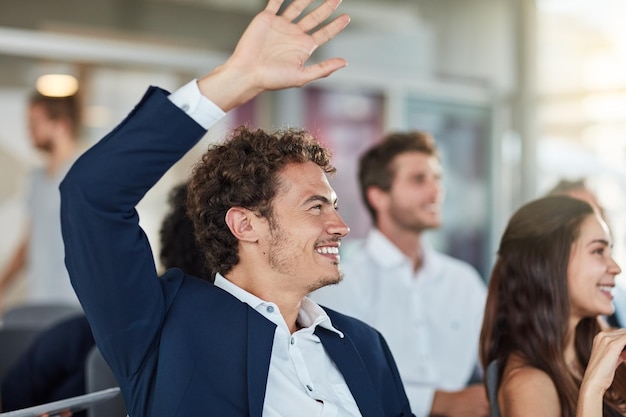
xmin=365 ymin=228 xmax=440 ymax=275
xmin=214 ymin=274 xmax=343 ymax=337
xmin=214 ymin=273 xmax=266 ymax=308
xmin=364 ymin=228 xmax=412 ymax=268
xmin=300 ymin=296 xmax=344 ymax=338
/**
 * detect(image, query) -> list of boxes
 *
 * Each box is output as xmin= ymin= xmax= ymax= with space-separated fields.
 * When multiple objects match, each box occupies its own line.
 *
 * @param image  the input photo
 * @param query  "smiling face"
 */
xmin=380 ymin=151 xmax=443 ymax=233
xmin=261 ymin=161 xmax=350 ymax=294
xmin=568 ymin=213 xmax=621 ymax=321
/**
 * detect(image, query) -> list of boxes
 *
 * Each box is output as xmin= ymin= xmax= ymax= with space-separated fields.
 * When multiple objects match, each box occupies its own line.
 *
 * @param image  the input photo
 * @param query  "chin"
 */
xmin=429 ymin=218 xmax=442 ymax=229
xmin=589 ymin=305 xmax=615 ymax=318
xmin=602 ymin=307 xmax=616 ymax=317
xmin=311 ymin=272 xmax=343 ymax=292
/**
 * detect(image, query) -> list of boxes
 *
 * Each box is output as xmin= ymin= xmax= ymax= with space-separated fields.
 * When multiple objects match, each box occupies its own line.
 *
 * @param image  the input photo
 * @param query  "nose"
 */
xmin=426 ymin=176 xmax=443 ymax=201
xmin=609 ymin=256 xmax=622 ymax=276
xmin=328 ymin=210 xmax=350 ymax=238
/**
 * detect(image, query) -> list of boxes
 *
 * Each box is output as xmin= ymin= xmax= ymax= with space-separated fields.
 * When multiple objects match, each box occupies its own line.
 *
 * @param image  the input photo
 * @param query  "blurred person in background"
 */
xmin=0 ymin=91 xmax=81 ymax=309
xmin=313 ymin=131 xmax=489 ymax=417
xmin=547 ymin=178 xmax=606 ymax=220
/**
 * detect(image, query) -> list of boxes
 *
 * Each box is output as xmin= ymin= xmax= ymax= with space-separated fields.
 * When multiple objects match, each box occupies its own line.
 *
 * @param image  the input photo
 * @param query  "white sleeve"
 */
xmin=168 ymin=79 xmax=226 ymax=129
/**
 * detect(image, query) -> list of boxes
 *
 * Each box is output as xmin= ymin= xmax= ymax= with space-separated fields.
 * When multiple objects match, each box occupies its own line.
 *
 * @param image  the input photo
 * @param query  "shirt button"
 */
xmin=181 ymin=103 xmax=190 ymax=112
xmin=290 ymin=337 xmax=295 ymax=345
xmin=306 ymin=385 xmax=313 ymax=392
xmin=266 ymin=306 xmax=274 ymax=313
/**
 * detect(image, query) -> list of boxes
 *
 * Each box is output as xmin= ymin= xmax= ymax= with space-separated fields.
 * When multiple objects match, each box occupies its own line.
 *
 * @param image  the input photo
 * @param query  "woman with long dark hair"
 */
xmin=481 ymin=195 xmax=626 ymax=417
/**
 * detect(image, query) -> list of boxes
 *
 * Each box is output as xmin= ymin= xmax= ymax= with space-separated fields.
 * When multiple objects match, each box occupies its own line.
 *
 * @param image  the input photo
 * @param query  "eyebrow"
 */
xmin=303 ymin=195 xmax=337 ymax=207
xmin=587 ymin=239 xmax=612 ymax=247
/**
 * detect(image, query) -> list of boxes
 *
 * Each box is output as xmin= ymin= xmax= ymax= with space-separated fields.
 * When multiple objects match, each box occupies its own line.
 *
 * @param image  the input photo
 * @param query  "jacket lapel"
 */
xmin=246 ymin=308 xmax=276 ymax=417
xmin=315 ymin=327 xmax=386 ymax=417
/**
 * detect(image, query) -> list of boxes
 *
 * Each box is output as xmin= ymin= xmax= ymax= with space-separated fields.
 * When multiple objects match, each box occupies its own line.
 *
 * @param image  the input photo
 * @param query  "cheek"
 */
xmin=566 ymin=273 xmax=584 ymax=298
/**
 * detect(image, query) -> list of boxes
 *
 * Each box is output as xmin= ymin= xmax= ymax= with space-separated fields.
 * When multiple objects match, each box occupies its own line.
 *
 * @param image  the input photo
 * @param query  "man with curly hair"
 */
xmin=60 ymin=1 xmax=415 ymax=416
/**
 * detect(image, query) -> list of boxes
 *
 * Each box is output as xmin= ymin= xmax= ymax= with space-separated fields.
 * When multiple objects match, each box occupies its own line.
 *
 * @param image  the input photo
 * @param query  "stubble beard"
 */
xmin=267 ymin=223 xmax=343 ymax=293
xmin=309 ymin=268 xmax=343 ymax=293
xmin=34 ymin=138 xmax=54 ymax=153
xmin=389 ymin=203 xmax=440 ymax=234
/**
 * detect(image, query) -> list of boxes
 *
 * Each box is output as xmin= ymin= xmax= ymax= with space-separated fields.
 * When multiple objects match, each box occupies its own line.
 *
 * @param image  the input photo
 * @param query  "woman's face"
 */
xmin=568 ymin=214 xmax=621 ymax=321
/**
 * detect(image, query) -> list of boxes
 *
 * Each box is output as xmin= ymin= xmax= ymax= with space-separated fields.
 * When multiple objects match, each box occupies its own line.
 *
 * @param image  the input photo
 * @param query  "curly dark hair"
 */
xmin=187 ymin=125 xmax=334 ymax=276
xmin=159 ymin=182 xmax=213 ymax=282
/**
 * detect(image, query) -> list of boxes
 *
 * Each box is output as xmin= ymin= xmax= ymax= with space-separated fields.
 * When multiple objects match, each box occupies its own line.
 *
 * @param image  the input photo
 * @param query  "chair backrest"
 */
xmin=485 ymin=360 xmax=502 ymax=417
xmin=0 ymin=327 xmax=41 ymax=388
xmin=2 ymin=303 xmax=84 ymax=330
xmin=85 ymin=345 xmax=127 ymax=417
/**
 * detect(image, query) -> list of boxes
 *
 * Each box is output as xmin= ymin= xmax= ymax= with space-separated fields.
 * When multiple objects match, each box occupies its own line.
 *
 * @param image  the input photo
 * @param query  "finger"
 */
xmin=281 ymin=0 xmax=316 ymax=21
xmin=301 ymin=57 xmax=348 ymax=84
xmin=310 ymin=13 xmax=350 ymax=47
xmin=265 ymin=0 xmax=285 ymax=14
xmin=298 ymin=0 xmax=342 ymax=32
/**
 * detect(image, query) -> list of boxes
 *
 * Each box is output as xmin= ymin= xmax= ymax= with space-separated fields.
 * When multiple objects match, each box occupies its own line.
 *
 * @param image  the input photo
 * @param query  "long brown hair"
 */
xmin=480 ymin=195 xmax=626 ymax=417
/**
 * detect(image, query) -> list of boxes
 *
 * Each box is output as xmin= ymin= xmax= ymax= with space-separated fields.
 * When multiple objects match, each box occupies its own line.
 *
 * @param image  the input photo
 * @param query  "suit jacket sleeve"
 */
xmin=60 ymin=87 xmax=208 ymax=377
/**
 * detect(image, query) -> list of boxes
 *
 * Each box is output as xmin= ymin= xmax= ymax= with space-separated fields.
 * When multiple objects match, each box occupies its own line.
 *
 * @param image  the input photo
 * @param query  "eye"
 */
xmin=412 ymin=174 xmax=426 ymax=184
xmin=310 ymin=204 xmax=322 ymax=211
xmin=593 ymin=247 xmax=605 ymax=255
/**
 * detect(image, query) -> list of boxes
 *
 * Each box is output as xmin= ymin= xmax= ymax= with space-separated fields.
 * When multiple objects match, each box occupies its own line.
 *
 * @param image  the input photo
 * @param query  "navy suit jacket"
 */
xmin=60 ymin=87 xmax=414 ymax=417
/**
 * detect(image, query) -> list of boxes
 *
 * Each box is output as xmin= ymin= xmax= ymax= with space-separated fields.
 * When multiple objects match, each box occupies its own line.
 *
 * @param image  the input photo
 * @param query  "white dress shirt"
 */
xmin=168 ymin=83 xmax=362 ymax=416
xmin=312 ymin=229 xmax=487 ymax=417
xmin=214 ymin=274 xmax=362 ymax=417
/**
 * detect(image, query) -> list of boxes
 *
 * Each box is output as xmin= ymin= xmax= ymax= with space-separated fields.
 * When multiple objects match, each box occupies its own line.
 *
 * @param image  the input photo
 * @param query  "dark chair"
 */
xmin=2 ymin=303 xmax=84 ymax=330
xmin=0 ymin=327 xmax=41 ymax=394
xmin=85 ymin=346 xmax=127 ymax=417
xmin=485 ymin=360 xmax=502 ymax=417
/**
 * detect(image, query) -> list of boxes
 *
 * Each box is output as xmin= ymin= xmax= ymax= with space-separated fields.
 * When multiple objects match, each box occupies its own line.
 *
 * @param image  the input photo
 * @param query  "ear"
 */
xmin=366 ymin=186 xmax=388 ymax=213
xmin=225 ymin=207 xmax=259 ymax=243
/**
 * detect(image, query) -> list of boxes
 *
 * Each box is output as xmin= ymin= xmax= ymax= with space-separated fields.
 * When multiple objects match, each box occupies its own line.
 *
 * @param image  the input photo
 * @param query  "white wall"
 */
xmin=418 ymin=0 xmax=516 ymax=93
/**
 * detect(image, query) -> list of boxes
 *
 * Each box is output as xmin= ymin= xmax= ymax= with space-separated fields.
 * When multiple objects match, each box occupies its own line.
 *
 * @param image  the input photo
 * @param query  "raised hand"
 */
xmin=582 ymin=328 xmax=626 ymax=393
xmin=577 ymin=328 xmax=626 ymax=417
xmin=198 ymin=0 xmax=350 ymax=111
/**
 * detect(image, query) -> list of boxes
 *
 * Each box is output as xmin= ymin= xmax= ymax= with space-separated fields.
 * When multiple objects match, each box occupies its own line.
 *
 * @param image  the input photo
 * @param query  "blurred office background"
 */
xmin=0 ymin=0 xmax=624 ymax=296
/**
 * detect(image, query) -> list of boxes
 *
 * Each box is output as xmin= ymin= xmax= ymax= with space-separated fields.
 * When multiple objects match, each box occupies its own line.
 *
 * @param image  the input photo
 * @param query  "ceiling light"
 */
xmin=36 ymin=73 xmax=79 ymax=97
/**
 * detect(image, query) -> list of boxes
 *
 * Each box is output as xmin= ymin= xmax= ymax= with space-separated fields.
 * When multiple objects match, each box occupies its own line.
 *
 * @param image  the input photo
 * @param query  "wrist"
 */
xmin=197 ymin=64 xmax=262 ymax=113
xmin=578 ymin=380 xmax=606 ymax=415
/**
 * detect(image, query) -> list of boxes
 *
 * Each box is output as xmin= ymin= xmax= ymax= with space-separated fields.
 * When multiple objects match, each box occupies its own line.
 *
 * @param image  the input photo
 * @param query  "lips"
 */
xmin=598 ymin=284 xmax=614 ymax=300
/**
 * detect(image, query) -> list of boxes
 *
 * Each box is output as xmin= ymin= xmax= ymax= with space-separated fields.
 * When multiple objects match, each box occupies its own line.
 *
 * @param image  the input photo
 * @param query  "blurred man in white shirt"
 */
xmin=313 ymin=131 xmax=488 ymax=417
